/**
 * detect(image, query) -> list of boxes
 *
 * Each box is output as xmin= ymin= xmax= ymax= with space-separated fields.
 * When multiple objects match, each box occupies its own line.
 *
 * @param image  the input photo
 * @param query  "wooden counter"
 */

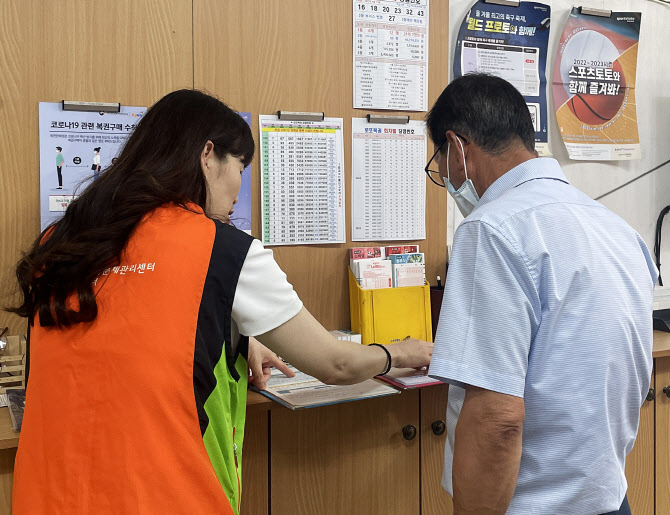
xmin=653 ymin=330 xmax=670 ymax=359
xmin=0 ymin=410 xmax=18 ymax=451
xmin=0 ymin=334 xmax=668 ymax=514
xmin=247 ymin=390 xmax=272 ymax=408
xmin=0 ymin=332 xmax=667 ymax=451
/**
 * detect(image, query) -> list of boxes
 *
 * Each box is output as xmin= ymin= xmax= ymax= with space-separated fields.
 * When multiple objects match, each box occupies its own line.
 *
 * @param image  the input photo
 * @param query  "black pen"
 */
xmin=436 ymin=275 xmax=442 ymax=289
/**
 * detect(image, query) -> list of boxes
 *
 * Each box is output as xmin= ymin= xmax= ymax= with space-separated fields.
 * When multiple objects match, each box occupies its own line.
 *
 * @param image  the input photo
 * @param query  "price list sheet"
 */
xmin=353 ymin=0 xmax=429 ymax=111
xmin=351 ymin=118 xmax=426 ymax=241
xmin=259 ymin=115 xmax=346 ymax=246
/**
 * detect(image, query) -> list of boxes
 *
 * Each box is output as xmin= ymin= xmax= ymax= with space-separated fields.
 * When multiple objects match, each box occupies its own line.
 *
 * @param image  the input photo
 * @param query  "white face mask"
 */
xmin=442 ymin=137 xmax=480 ymax=217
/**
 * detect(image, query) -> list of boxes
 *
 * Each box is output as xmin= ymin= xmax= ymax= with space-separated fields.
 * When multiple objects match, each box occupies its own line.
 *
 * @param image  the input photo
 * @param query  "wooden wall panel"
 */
xmin=0 ymin=0 xmax=194 ymax=334
xmin=625 ymin=369 xmax=654 ymax=515
xmin=194 ymin=0 xmax=449 ymax=330
xmin=657 ymin=358 xmax=670 ymax=515
xmin=270 ymin=390 xmax=421 ymax=515
xmin=420 ymin=384 xmax=454 ymax=515
xmin=0 ymin=448 xmax=17 ymax=514
xmin=241 ymin=406 xmax=270 ymax=515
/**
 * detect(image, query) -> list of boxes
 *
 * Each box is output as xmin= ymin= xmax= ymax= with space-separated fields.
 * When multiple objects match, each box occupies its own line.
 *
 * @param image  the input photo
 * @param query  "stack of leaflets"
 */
xmin=349 ymin=245 xmax=424 ymax=290
xmin=389 ymin=253 xmax=425 ymax=287
xmin=349 ymin=246 xmax=391 ymax=289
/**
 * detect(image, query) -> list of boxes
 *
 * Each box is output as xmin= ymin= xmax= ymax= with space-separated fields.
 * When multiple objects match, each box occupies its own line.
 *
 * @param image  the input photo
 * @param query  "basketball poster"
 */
xmin=453 ymin=0 xmax=551 ymax=156
xmin=552 ymin=8 xmax=641 ymax=160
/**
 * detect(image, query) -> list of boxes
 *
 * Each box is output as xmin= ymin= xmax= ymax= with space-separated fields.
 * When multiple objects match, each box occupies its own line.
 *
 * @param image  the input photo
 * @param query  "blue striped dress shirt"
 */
xmin=429 ymin=158 xmax=657 ymax=514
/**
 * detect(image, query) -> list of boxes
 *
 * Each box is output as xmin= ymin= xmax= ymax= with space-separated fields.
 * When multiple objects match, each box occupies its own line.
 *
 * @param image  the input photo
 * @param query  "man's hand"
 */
xmin=248 ymin=337 xmax=294 ymax=390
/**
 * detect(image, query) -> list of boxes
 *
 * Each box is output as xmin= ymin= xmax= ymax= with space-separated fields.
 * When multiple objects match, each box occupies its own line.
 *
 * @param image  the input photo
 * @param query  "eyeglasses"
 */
xmin=424 ymin=133 xmax=470 ymax=187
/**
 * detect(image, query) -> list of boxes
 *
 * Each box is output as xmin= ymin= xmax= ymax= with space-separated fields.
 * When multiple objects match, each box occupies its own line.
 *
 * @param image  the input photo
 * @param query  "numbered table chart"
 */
xmin=351 ymin=118 xmax=426 ymax=241
xmin=260 ymin=116 xmax=345 ymax=246
xmin=353 ymin=0 xmax=429 ymax=111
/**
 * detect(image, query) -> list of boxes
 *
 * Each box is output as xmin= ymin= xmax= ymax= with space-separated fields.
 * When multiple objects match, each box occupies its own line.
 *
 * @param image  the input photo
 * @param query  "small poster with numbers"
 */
xmin=353 ymin=0 xmax=429 ymax=111
xmin=259 ymin=115 xmax=346 ymax=246
xmin=351 ymin=117 xmax=426 ymax=241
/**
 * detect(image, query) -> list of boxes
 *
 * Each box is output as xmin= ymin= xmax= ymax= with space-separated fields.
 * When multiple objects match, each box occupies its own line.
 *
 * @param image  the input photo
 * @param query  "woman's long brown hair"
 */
xmin=7 ymin=89 xmax=254 ymax=327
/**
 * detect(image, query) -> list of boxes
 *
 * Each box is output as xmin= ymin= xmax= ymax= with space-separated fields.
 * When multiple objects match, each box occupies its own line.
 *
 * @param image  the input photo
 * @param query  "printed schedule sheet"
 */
xmin=351 ymin=118 xmax=426 ymax=241
xmin=259 ymin=115 xmax=346 ymax=246
xmin=353 ymin=0 xmax=429 ymax=111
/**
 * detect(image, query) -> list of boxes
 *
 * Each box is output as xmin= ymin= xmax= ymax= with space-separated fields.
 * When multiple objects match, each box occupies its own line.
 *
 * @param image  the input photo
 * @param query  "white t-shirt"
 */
xmin=231 ymin=239 xmax=303 ymax=339
xmin=94 ymin=155 xmax=101 ymax=166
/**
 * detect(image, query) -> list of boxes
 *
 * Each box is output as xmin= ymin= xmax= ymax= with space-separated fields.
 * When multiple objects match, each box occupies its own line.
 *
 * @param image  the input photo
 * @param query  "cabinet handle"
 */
xmin=663 ymin=386 xmax=670 ymax=399
xmin=431 ymin=420 xmax=446 ymax=436
xmin=402 ymin=425 xmax=417 ymax=440
xmin=647 ymin=388 xmax=655 ymax=402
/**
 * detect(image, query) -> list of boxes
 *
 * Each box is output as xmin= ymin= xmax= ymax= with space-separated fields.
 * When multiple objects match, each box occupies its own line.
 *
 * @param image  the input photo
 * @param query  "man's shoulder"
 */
xmin=468 ymin=178 xmax=604 ymax=231
xmin=459 ymin=177 xmax=649 ymax=271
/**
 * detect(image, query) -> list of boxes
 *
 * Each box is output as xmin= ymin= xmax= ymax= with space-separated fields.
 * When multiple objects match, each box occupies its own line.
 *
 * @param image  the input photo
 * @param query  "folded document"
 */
xmin=252 ymin=366 xmax=399 ymax=410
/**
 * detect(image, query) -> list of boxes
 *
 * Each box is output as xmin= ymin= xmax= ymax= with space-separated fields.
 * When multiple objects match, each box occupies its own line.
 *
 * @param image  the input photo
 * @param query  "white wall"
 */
xmin=446 ymin=0 xmax=670 ymax=270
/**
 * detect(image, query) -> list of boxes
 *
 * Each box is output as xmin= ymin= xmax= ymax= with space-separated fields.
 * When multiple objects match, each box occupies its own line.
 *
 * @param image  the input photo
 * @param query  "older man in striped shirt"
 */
xmin=426 ymin=73 xmax=657 ymax=515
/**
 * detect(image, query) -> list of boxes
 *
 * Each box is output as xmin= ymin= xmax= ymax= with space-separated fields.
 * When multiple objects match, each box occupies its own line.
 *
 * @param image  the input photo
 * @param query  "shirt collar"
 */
xmin=477 ymin=158 xmax=568 ymax=208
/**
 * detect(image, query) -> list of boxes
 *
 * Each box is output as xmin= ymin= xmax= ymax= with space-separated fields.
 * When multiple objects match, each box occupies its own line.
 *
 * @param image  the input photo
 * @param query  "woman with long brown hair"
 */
xmin=8 ymin=89 xmax=432 ymax=514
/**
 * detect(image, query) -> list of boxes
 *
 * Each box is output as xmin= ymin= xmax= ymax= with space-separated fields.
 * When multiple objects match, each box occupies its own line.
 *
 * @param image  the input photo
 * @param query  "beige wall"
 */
xmin=0 ymin=0 xmax=448 ymax=333
xmin=0 ymin=0 xmax=194 ymax=333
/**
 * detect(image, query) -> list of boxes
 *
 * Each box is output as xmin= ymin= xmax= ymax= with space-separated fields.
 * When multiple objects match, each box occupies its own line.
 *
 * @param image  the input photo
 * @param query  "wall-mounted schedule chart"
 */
xmin=353 ymin=0 xmax=429 ymax=111
xmin=351 ymin=118 xmax=426 ymax=241
xmin=260 ymin=116 xmax=346 ymax=246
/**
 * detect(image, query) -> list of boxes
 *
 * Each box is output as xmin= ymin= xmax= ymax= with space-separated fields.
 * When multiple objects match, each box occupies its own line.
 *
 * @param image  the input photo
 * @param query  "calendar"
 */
xmin=351 ymin=118 xmax=426 ymax=241
xmin=353 ymin=0 xmax=429 ymax=111
xmin=259 ymin=115 xmax=346 ymax=246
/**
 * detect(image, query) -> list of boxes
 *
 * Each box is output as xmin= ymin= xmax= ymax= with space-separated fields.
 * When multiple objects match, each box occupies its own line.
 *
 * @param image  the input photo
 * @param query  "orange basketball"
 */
xmin=567 ymin=60 xmax=627 ymax=125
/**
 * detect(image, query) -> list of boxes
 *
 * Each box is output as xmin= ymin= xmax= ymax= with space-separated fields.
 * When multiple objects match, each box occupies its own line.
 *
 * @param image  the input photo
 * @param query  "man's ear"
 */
xmin=445 ymin=130 xmax=466 ymax=165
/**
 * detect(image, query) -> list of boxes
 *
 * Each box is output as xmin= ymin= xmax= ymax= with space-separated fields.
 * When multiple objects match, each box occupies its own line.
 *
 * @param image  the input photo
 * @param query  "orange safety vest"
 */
xmin=13 ymin=204 xmax=253 ymax=514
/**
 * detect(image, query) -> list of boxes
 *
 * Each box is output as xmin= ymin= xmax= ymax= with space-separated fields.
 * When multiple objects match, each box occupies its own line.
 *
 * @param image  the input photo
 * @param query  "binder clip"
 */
xmin=366 ymin=114 xmax=410 ymax=124
xmin=484 ymin=0 xmax=520 ymax=7
xmin=277 ymin=111 xmax=325 ymax=122
xmin=579 ymin=6 xmax=612 ymax=18
xmin=62 ymin=101 xmax=121 ymax=113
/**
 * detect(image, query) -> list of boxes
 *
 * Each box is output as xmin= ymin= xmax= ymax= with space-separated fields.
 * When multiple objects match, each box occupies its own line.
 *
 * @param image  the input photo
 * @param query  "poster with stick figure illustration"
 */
xmin=552 ymin=8 xmax=641 ymax=160
xmin=38 ymin=102 xmax=147 ymax=230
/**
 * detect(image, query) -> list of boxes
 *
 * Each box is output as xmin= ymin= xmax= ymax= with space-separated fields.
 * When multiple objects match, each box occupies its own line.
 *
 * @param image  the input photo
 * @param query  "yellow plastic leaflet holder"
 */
xmin=348 ymin=269 xmax=433 ymax=346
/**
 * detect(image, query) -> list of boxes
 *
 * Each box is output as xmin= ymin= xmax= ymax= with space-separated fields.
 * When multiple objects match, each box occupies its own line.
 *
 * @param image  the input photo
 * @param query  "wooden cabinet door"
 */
xmin=420 ymin=385 xmax=454 ymax=515
xmin=657 ymin=357 xmax=670 ymax=514
xmin=0 ymin=448 xmax=17 ymax=514
xmin=241 ymin=406 xmax=270 ymax=515
xmin=625 ymin=368 xmax=655 ymax=515
xmin=270 ymin=390 xmax=421 ymax=515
